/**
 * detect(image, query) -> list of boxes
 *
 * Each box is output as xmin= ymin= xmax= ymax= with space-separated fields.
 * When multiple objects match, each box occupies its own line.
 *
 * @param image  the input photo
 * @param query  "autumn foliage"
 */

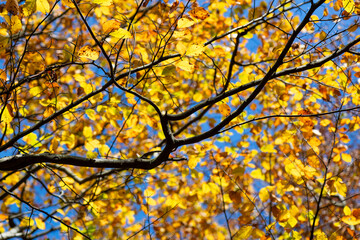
xmin=1 ymin=0 xmax=360 ymax=239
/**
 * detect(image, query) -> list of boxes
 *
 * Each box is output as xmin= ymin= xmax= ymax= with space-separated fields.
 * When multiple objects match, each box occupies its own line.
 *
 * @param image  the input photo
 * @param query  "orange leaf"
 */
xmin=103 ymin=19 xmax=121 ymax=33
xmin=219 ymin=103 xmax=230 ymax=116
xmin=189 ymin=7 xmax=210 ymax=20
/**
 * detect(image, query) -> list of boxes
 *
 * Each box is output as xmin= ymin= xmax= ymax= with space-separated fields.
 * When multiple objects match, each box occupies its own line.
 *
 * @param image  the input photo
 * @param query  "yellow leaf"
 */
xmin=35 ymin=218 xmax=46 ymax=230
xmin=23 ymin=132 xmax=38 ymax=146
xmin=193 ymin=92 xmax=203 ymax=102
xmin=219 ymin=103 xmax=231 ymax=116
xmin=110 ymin=28 xmax=131 ymax=39
xmin=287 ymin=216 xmax=298 ymax=228
xmin=259 ymin=187 xmax=269 ymax=202
xmin=86 ymin=151 xmax=98 ymax=158
xmin=342 ymin=215 xmax=360 ymax=225
xmin=250 ymin=168 xmax=264 ymax=180
xmin=2 ymin=104 xmax=14 ymax=124
xmin=161 ymin=65 xmax=176 ymax=76
xmin=341 ymin=153 xmax=352 ymax=163
xmin=188 ymin=156 xmax=200 ymax=169
xmin=315 ymin=231 xmax=328 ymax=240
xmin=147 ymin=198 xmax=157 ymax=206
xmin=20 ymin=217 xmax=35 ymax=227
xmin=344 ymin=206 xmax=352 ymax=215
xmin=83 ymin=126 xmax=93 ymax=139
xmin=189 ymin=7 xmax=210 ymax=20
xmin=93 ymin=0 xmax=112 ymax=6
xmin=85 ymin=139 xmax=100 ymax=151
xmin=5 ymin=15 xmax=22 ymax=34
xmin=103 ymin=19 xmax=121 ymax=33
xmin=176 ymin=41 xmax=187 ymax=55
xmin=187 ymin=44 xmax=206 ymax=57
xmin=237 ymin=226 xmax=252 ymax=239
xmin=342 ymin=0 xmax=355 ymax=14
xmin=78 ymin=46 xmax=100 ymax=61
xmin=36 ymin=0 xmax=49 ymax=14
xmin=62 ymin=0 xmax=75 ymax=8
xmin=80 ymin=82 xmax=93 ymax=94
xmin=144 ymin=188 xmax=156 ymax=197
xmin=260 ymin=144 xmax=277 ymax=153
xmin=176 ymin=59 xmax=194 ymax=72
xmin=177 ymin=18 xmax=195 ymax=28
xmin=29 ymin=86 xmax=42 ymax=96
xmin=333 ymin=179 xmax=347 ymax=197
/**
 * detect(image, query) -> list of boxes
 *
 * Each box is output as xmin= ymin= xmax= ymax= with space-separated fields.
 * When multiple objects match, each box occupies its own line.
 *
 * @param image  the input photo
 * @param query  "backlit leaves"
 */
xmin=5 ymin=15 xmax=22 ymax=34
xmin=176 ymin=59 xmax=194 ymax=71
xmin=109 ymin=28 xmax=131 ymax=39
xmin=177 ymin=18 xmax=195 ymax=28
xmin=2 ymin=0 xmax=360 ymax=239
xmin=23 ymin=0 xmax=50 ymax=15
xmin=187 ymin=43 xmax=206 ymax=57
xmin=78 ymin=46 xmax=100 ymax=60
xmin=93 ymin=0 xmax=112 ymax=6
xmin=343 ymin=0 xmax=355 ymax=14
xmin=103 ymin=19 xmax=121 ymax=33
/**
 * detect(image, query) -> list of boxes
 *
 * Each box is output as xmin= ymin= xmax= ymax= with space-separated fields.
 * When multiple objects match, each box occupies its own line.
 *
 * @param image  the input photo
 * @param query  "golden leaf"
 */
xmin=219 ymin=103 xmax=230 ymax=116
xmin=93 ymin=0 xmax=112 ymax=6
xmin=103 ymin=19 xmax=121 ymax=33
xmin=187 ymin=43 xmax=206 ymax=57
xmin=35 ymin=218 xmax=46 ymax=230
xmin=37 ymin=0 xmax=49 ymax=14
xmin=2 ymin=104 xmax=14 ymax=124
xmin=341 ymin=153 xmax=352 ymax=163
xmin=343 ymin=0 xmax=355 ymax=14
xmin=188 ymin=156 xmax=200 ymax=169
xmin=5 ymin=15 xmax=22 ymax=34
xmin=176 ymin=59 xmax=194 ymax=71
xmin=109 ymin=28 xmax=131 ymax=39
xmin=237 ymin=226 xmax=253 ymax=239
xmin=189 ymin=7 xmax=210 ymax=20
xmin=78 ymin=46 xmax=100 ymax=60
xmin=177 ymin=18 xmax=195 ymax=28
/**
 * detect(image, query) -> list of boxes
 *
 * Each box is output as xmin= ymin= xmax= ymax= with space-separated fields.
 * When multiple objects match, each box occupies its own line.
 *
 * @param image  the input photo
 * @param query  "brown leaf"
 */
xmin=5 ymin=0 xmax=19 ymax=15
xmin=189 ymin=7 xmax=210 ymax=20
xmin=169 ymin=0 xmax=179 ymax=14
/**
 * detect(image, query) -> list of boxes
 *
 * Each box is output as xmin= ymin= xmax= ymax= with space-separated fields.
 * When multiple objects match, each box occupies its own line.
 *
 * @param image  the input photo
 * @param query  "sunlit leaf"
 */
xmin=35 ymin=218 xmax=46 ymax=230
xmin=177 ymin=18 xmax=195 ymax=28
xmin=187 ymin=44 xmax=206 ymax=57
xmin=78 ymin=46 xmax=100 ymax=60
xmin=37 ymin=0 xmax=49 ymax=14
xmin=343 ymin=0 xmax=355 ymax=14
xmin=237 ymin=226 xmax=252 ymax=239
xmin=103 ymin=19 xmax=121 ymax=33
xmin=5 ymin=15 xmax=22 ymax=34
xmin=93 ymin=0 xmax=112 ymax=6
xmin=219 ymin=103 xmax=231 ymax=116
xmin=109 ymin=28 xmax=131 ymax=39
xmin=176 ymin=59 xmax=194 ymax=71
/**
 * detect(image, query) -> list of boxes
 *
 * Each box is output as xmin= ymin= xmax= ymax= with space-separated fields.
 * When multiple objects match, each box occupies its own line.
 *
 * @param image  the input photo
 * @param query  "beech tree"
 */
xmin=1 ymin=0 xmax=360 ymax=238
